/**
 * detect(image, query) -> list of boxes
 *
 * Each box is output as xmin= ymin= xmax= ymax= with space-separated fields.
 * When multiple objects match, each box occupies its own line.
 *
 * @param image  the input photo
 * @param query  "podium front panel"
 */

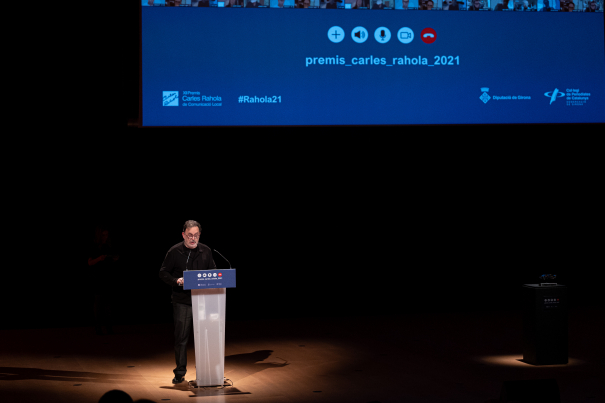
xmin=184 ymin=269 xmax=236 ymax=290
xmin=191 ymin=288 xmax=226 ymax=386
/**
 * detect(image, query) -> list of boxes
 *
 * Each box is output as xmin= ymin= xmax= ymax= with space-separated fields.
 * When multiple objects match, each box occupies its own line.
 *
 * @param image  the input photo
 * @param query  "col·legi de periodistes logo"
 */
xmin=544 ymin=88 xmax=591 ymax=106
xmin=544 ymin=88 xmax=565 ymax=105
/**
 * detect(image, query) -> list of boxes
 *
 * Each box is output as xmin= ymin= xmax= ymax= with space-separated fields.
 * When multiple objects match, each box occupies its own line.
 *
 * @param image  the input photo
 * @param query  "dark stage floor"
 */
xmin=1 ymin=308 xmax=603 ymax=403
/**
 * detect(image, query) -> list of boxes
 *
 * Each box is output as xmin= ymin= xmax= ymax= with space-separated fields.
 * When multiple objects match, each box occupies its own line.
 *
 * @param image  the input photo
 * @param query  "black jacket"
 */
xmin=159 ymin=241 xmax=217 ymax=305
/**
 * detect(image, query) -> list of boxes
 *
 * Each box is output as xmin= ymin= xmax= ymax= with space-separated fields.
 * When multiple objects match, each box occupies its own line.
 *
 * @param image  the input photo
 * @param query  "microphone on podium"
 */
xmin=213 ymin=249 xmax=233 ymax=269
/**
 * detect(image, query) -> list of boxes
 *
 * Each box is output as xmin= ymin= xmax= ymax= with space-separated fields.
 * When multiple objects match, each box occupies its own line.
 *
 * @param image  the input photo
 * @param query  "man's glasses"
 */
xmin=185 ymin=233 xmax=200 ymax=240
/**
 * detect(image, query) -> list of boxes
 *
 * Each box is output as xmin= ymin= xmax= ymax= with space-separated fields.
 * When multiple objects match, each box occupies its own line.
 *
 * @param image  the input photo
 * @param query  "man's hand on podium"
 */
xmin=177 ymin=277 xmax=184 ymax=286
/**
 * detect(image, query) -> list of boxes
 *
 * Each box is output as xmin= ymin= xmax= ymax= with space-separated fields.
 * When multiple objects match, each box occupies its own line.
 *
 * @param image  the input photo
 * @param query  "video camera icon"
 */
xmin=397 ymin=27 xmax=414 ymax=44
xmin=351 ymin=27 xmax=368 ymax=44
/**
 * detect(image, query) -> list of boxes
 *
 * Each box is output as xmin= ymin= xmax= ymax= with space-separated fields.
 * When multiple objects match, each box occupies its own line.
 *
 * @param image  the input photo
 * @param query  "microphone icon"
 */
xmin=374 ymin=27 xmax=390 ymax=43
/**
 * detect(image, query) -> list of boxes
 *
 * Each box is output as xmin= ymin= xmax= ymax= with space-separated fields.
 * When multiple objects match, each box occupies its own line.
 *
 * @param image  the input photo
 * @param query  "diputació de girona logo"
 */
xmin=163 ymin=91 xmax=179 ymax=106
xmin=544 ymin=88 xmax=565 ymax=105
xmin=480 ymin=87 xmax=490 ymax=104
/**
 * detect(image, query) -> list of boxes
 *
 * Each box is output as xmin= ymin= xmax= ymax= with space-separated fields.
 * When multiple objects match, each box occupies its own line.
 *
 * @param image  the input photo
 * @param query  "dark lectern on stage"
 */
xmin=522 ymin=284 xmax=567 ymax=365
xmin=183 ymin=269 xmax=236 ymax=387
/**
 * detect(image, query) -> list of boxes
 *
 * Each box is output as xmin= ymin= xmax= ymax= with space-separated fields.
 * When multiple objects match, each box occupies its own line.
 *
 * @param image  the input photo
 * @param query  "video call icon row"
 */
xmin=329 ymin=26 xmax=437 ymax=43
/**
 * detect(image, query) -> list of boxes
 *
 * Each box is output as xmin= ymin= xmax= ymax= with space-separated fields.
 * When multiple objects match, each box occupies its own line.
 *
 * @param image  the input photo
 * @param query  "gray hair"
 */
xmin=183 ymin=220 xmax=201 ymax=233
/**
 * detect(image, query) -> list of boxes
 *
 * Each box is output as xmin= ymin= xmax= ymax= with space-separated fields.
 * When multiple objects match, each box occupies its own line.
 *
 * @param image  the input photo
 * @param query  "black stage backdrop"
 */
xmin=5 ymin=153 xmax=602 ymax=331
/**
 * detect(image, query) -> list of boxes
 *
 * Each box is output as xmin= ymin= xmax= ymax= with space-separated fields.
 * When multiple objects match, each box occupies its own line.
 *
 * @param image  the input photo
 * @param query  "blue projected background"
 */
xmin=141 ymin=9 xmax=605 ymax=126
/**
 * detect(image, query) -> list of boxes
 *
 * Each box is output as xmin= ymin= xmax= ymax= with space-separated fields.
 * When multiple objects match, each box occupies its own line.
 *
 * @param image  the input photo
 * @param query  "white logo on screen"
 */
xmin=203 ymin=273 xmax=207 ymax=278
xmin=213 ymin=273 xmax=217 ymax=277
xmin=197 ymin=273 xmax=201 ymax=278
xmin=544 ymin=88 xmax=565 ymax=104
xmin=480 ymin=87 xmax=490 ymax=104
xmin=163 ymin=91 xmax=178 ymax=106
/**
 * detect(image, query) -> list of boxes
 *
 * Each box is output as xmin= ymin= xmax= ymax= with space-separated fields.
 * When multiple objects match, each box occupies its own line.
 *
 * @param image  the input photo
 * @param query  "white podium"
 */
xmin=184 ymin=269 xmax=236 ymax=387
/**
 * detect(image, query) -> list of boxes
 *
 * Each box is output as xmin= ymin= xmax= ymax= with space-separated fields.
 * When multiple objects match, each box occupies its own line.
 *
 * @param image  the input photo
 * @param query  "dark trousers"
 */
xmin=173 ymin=302 xmax=193 ymax=377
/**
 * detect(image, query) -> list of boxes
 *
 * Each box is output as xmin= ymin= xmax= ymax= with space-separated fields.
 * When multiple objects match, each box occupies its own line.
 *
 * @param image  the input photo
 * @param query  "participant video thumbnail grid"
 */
xmin=143 ymin=0 xmax=602 ymax=11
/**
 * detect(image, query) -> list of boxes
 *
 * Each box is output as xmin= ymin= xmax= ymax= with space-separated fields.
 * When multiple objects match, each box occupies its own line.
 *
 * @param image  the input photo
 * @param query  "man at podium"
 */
xmin=159 ymin=220 xmax=217 ymax=384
